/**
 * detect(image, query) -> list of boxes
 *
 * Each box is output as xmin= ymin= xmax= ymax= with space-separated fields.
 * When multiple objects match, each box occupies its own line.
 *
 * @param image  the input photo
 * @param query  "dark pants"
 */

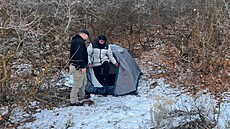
xmin=93 ymin=61 xmax=110 ymax=86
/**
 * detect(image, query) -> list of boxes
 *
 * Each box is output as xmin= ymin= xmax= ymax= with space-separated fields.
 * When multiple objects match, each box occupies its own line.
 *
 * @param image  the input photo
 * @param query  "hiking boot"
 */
xmin=84 ymin=91 xmax=91 ymax=99
xmin=81 ymin=99 xmax=95 ymax=106
xmin=84 ymin=94 xmax=91 ymax=99
xmin=70 ymin=102 xmax=83 ymax=106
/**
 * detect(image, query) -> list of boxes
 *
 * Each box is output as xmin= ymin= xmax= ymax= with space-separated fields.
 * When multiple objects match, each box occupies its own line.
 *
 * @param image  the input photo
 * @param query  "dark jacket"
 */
xmin=70 ymin=34 xmax=88 ymax=69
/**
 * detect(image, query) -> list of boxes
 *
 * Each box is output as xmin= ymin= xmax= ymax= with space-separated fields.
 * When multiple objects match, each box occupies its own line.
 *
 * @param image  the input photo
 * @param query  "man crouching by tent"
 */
xmin=69 ymin=29 xmax=94 ymax=106
xmin=87 ymin=35 xmax=119 ymax=86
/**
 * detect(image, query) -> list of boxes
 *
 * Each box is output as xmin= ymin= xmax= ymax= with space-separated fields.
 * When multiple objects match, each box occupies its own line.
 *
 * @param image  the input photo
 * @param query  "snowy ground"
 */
xmin=2 ymin=77 xmax=226 ymax=129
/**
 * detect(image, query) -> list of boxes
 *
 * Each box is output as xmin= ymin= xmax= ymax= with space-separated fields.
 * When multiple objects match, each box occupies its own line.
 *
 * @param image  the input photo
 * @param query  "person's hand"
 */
xmin=115 ymin=63 xmax=119 ymax=67
xmin=81 ymin=68 xmax=86 ymax=73
xmin=88 ymin=63 xmax=92 ymax=68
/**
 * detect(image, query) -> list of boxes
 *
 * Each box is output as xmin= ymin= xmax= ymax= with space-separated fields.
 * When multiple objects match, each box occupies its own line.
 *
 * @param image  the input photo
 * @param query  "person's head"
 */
xmin=98 ymin=35 xmax=107 ymax=44
xmin=79 ymin=29 xmax=90 ymax=41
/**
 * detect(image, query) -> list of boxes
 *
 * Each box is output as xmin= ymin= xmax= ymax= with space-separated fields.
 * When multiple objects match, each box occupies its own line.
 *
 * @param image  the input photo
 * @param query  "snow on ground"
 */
xmin=12 ymin=77 xmax=229 ymax=129
xmin=17 ymin=79 xmax=152 ymax=129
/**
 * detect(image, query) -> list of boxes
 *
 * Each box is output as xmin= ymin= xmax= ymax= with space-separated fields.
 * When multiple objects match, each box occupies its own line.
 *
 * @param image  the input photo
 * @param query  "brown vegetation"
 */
xmin=0 ymin=0 xmax=229 ymax=128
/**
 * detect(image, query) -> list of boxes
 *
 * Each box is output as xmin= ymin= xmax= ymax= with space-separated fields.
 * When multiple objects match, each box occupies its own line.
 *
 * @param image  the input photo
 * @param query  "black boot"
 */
xmin=70 ymin=102 xmax=83 ymax=106
xmin=84 ymin=91 xmax=91 ymax=99
xmin=84 ymin=94 xmax=91 ymax=99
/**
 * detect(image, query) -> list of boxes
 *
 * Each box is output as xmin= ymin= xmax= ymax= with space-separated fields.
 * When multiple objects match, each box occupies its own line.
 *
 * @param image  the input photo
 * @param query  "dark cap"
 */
xmin=98 ymin=35 xmax=107 ymax=42
xmin=80 ymin=29 xmax=90 ymax=36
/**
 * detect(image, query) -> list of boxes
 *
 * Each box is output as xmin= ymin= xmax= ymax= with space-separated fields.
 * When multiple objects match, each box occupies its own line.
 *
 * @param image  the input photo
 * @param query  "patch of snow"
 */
xmin=16 ymin=78 xmax=230 ymax=129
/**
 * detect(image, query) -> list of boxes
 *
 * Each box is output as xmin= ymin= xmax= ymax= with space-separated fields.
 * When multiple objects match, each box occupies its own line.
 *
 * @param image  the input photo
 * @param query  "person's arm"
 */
xmin=81 ymin=43 xmax=88 ymax=74
xmin=87 ymin=43 xmax=93 ymax=67
xmin=107 ymin=45 xmax=118 ymax=66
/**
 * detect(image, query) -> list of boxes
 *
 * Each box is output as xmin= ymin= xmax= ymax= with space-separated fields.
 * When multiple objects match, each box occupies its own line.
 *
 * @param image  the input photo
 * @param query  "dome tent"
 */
xmin=85 ymin=45 xmax=142 ymax=96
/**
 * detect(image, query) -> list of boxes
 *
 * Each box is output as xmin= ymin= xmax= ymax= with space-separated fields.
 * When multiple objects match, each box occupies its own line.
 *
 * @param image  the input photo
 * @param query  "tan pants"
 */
xmin=69 ymin=64 xmax=87 ymax=104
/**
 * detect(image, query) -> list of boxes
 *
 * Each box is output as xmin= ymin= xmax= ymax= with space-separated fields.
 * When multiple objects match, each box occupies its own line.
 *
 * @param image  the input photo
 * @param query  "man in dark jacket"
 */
xmin=69 ymin=29 xmax=90 ymax=106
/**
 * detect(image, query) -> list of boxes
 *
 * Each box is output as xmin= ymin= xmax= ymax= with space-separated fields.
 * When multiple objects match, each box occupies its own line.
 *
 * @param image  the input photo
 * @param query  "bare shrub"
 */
xmin=150 ymin=95 xmax=219 ymax=129
xmin=155 ymin=0 xmax=229 ymax=98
